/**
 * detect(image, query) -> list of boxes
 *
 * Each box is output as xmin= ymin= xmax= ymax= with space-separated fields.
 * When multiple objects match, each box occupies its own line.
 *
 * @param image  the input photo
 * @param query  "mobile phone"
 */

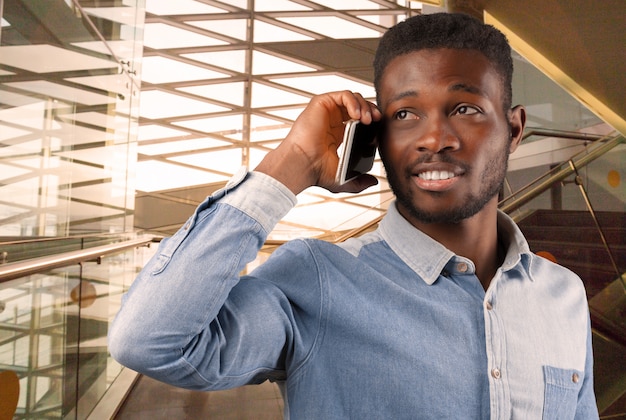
xmin=335 ymin=119 xmax=380 ymax=185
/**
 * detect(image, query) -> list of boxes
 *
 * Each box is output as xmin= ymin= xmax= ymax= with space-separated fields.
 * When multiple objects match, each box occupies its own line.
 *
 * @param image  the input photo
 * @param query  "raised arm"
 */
xmin=256 ymin=90 xmax=381 ymax=195
xmin=108 ymin=91 xmax=380 ymax=389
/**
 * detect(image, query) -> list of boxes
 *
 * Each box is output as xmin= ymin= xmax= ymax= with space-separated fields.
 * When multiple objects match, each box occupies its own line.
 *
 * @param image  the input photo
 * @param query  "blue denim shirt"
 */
xmin=109 ymin=170 xmax=598 ymax=419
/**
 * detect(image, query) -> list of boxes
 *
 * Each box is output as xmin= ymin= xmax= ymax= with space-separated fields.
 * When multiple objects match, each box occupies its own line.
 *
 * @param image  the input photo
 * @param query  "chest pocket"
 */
xmin=542 ymin=366 xmax=583 ymax=419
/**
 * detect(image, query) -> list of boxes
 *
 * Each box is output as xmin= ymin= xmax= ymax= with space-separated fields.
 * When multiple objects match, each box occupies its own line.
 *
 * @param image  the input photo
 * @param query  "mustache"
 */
xmin=406 ymin=153 xmax=470 ymax=174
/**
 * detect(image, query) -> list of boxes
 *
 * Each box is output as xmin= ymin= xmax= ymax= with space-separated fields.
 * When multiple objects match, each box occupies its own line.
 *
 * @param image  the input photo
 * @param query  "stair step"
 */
xmin=521 ymin=225 xmax=624 ymax=244
xmin=519 ymin=210 xmax=625 ymax=230
xmin=527 ymin=240 xmax=626 ymax=265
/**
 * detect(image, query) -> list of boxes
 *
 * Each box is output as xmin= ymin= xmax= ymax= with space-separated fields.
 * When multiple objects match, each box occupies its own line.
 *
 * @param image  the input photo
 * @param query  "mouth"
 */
xmin=417 ymin=170 xmax=457 ymax=181
xmin=411 ymin=163 xmax=464 ymax=192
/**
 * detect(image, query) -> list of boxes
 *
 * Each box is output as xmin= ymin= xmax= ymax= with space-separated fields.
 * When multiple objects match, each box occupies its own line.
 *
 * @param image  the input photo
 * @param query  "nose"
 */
xmin=416 ymin=115 xmax=460 ymax=153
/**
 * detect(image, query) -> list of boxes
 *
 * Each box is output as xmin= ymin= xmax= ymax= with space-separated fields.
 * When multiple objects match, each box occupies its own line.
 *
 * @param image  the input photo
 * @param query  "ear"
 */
xmin=508 ymin=105 xmax=526 ymax=154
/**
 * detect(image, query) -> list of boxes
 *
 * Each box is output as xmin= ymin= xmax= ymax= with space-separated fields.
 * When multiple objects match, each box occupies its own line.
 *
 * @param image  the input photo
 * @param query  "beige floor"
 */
xmin=114 ymin=375 xmax=283 ymax=419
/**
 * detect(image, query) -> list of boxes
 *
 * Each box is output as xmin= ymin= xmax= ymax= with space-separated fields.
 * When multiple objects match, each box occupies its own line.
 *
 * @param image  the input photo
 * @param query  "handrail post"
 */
xmin=568 ymin=160 xmax=625 ymax=291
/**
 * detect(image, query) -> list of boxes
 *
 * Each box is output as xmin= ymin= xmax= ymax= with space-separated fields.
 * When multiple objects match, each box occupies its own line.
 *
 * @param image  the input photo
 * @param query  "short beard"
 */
xmin=382 ymin=133 xmax=512 ymax=225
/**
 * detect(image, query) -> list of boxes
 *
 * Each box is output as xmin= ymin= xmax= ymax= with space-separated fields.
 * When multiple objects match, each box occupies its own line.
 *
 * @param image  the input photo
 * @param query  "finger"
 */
xmin=329 ymin=174 xmax=379 ymax=194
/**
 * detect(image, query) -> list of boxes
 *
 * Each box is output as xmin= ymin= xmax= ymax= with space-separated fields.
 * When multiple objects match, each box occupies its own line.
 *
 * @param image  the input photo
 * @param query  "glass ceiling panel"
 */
xmin=277 ymin=16 xmax=383 ymax=38
xmin=138 ymin=90 xmax=230 ymax=119
xmin=135 ymin=161 xmax=229 ymax=192
xmin=219 ymin=0 xmax=247 ymax=9
xmin=143 ymin=23 xmax=229 ymax=49
xmin=251 ymin=83 xmax=310 ymax=108
xmin=169 ymin=149 xmax=243 ymax=173
xmin=177 ymin=82 xmax=246 ymax=107
xmin=254 ymin=0 xmax=312 ymax=11
xmin=308 ymin=0 xmax=383 ymax=9
xmin=270 ymin=75 xmax=376 ymax=98
xmin=138 ymin=138 xmax=231 ymax=155
xmin=253 ymin=20 xmax=316 ymax=42
xmin=146 ymin=0 xmax=227 ymax=15
xmin=172 ymin=114 xmax=244 ymax=137
xmin=187 ymin=19 xmax=249 ymax=41
xmin=182 ymin=51 xmax=247 ymax=73
xmin=283 ymin=201 xmax=383 ymax=231
xmin=253 ymin=51 xmax=317 ymax=75
xmin=138 ymin=125 xmax=190 ymax=141
xmin=141 ymin=56 xmax=229 ymax=84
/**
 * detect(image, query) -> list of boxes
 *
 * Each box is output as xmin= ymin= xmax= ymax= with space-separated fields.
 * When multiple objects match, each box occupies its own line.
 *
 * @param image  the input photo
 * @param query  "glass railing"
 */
xmin=0 ymin=0 xmax=144 ymax=238
xmin=0 ymin=235 xmax=158 ymax=419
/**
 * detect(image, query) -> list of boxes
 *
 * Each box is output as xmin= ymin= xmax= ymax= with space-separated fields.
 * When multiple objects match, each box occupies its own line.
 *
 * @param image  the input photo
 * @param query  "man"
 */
xmin=109 ymin=13 xmax=598 ymax=419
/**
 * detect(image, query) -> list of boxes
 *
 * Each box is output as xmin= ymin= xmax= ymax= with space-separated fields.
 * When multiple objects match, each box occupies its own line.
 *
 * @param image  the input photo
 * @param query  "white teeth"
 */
xmin=418 ymin=171 xmax=456 ymax=181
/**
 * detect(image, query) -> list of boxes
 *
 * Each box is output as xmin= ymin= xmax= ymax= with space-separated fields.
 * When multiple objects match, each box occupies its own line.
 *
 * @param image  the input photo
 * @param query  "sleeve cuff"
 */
xmin=219 ymin=168 xmax=297 ymax=233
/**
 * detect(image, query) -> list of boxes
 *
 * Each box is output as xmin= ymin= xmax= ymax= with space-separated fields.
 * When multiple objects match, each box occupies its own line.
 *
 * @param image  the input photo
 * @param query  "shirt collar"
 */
xmin=379 ymin=202 xmax=534 ymax=285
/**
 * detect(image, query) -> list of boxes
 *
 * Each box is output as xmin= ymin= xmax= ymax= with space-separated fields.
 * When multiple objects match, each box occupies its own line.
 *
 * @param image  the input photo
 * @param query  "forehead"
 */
xmin=378 ymin=48 xmax=504 ymax=108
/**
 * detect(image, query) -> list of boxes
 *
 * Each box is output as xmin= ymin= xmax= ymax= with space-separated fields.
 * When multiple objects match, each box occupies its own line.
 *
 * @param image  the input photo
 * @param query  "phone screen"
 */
xmin=335 ymin=120 xmax=380 ymax=185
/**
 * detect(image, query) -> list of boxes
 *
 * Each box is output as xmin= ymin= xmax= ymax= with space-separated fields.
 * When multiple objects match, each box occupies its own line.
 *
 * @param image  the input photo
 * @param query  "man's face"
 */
xmin=377 ymin=48 xmax=524 ymax=226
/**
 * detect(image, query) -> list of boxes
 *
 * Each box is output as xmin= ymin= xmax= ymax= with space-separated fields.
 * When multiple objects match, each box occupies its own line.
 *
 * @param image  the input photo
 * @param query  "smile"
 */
xmin=417 ymin=170 xmax=457 ymax=181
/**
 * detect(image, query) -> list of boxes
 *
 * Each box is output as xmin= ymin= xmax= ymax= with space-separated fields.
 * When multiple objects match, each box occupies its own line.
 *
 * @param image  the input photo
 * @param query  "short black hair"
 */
xmin=374 ymin=13 xmax=513 ymax=111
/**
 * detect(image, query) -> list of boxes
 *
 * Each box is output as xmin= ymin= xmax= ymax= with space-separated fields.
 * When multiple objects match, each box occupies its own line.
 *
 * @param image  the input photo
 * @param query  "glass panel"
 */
xmin=270 ymin=74 xmax=376 ymax=97
xmin=170 ymin=149 xmax=244 ymax=173
xmin=251 ymin=82 xmax=310 ymax=107
xmin=512 ymin=52 xmax=602 ymax=136
xmin=135 ymin=161 xmax=229 ymax=192
xmin=308 ymin=0 xmax=384 ymax=9
xmin=146 ymin=0 xmax=227 ymax=15
xmin=178 ymin=82 xmax=246 ymax=107
xmin=182 ymin=51 xmax=247 ymax=73
xmin=277 ymin=16 xmax=383 ymax=38
xmin=143 ymin=23 xmax=228 ymax=49
xmin=253 ymin=20 xmax=315 ymax=42
xmin=138 ymin=125 xmax=190 ymax=142
xmin=138 ymin=138 xmax=231 ymax=155
xmin=172 ymin=114 xmax=244 ymax=137
xmin=0 ymin=241 xmax=157 ymax=419
xmin=187 ymin=19 xmax=249 ymax=41
xmin=254 ymin=0 xmax=312 ymax=11
xmin=138 ymin=90 xmax=230 ymax=119
xmin=0 ymin=0 xmax=143 ymax=239
xmin=252 ymin=51 xmax=316 ymax=75
xmin=141 ymin=56 xmax=229 ymax=84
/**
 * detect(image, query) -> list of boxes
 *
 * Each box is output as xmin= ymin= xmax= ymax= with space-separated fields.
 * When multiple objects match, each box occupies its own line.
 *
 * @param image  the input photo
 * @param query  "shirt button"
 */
xmin=491 ymin=368 xmax=501 ymax=379
xmin=485 ymin=301 xmax=493 ymax=310
xmin=572 ymin=373 xmax=580 ymax=383
xmin=457 ymin=262 xmax=468 ymax=273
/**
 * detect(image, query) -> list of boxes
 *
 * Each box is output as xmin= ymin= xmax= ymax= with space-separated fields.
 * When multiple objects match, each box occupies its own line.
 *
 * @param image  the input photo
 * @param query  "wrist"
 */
xmin=254 ymin=143 xmax=318 ymax=195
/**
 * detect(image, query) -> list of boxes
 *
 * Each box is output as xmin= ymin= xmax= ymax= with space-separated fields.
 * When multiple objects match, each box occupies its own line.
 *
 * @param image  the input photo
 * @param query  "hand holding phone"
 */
xmin=335 ymin=119 xmax=380 ymax=185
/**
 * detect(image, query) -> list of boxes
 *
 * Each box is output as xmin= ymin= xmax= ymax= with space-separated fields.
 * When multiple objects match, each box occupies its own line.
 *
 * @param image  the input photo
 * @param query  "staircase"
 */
xmin=517 ymin=209 xmax=625 ymax=299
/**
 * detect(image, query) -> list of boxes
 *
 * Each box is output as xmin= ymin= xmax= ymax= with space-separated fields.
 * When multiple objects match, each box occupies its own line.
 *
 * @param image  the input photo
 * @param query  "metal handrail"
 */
xmin=0 ymin=236 xmax=159 ymax=284
xmin=521 ymin=128 xmax=606 ymax=142
xmin=499 ymin=133 xmax=624 ymax=213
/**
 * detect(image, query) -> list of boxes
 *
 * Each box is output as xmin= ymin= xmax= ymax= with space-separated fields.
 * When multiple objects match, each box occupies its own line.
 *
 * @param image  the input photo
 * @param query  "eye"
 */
xmin=453 ymin=105 xmax=481 ymax=116
xmin=393 ymin=109 xmax=418 ymax=120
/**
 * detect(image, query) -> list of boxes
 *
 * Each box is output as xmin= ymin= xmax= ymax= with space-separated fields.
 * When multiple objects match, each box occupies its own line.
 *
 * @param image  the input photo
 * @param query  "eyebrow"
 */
xmin=449 ymin=83 xmax=486 ymax=97
xmin=384 ymin=90 xmax=418 ymax=108
xmin=385 ymin=83 xmax=487 ymax=108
